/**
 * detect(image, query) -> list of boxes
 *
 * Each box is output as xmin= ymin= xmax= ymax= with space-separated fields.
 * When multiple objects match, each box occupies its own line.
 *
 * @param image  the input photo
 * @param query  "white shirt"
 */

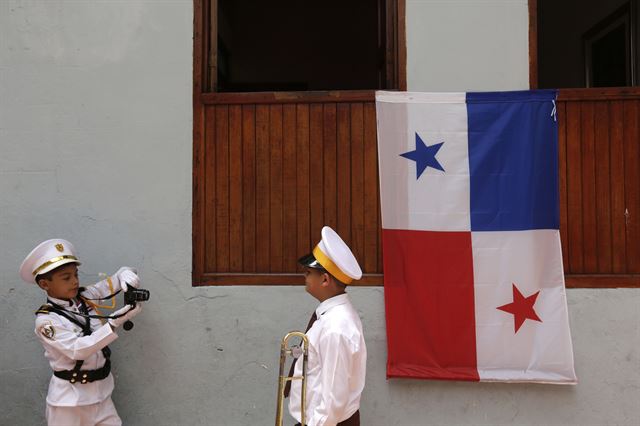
xmin=289 ymin=293 xmax=367 ymax=426
xmin=34 ymin=279 xmax=119 ymax=407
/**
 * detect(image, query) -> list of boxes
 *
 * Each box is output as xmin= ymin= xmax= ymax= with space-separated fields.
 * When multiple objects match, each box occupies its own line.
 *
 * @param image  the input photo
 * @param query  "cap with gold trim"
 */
xmin=19 ymin=239 xmax=81 ymax=284
xmin=298 ymin=226 xmax=362 ymax=284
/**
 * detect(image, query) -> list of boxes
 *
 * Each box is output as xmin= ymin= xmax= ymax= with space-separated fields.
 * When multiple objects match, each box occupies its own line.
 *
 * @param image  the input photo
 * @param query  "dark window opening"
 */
xmin=214 ymin=0 xmax=387 ymax=92
xmin=588 ymin=23 xmax=628 ymax=87
xmin=538 ymin=0 xmax=639 ymax=88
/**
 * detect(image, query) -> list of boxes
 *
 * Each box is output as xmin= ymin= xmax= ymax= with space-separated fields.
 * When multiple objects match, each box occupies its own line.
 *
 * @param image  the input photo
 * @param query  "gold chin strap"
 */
xmin=312 ymin=246 xmax=353 ymax=284
xmin=32 ymin=255 xmax=79 ymax=276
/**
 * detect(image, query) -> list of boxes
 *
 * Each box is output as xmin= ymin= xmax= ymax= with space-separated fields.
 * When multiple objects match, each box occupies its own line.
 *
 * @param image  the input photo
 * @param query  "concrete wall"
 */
xmin=406 ymin=0 xmax=530 ymax=91
xmin=1 ymin=1 xmax=638 ymax=425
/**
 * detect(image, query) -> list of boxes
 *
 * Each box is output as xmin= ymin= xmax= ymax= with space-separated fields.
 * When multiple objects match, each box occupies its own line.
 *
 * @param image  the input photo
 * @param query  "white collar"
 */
xmin=316 ymin=293 xmax=350 ymax=317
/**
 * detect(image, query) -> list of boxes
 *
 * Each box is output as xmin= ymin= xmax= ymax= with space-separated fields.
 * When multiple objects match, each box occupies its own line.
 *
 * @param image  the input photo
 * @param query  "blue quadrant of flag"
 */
xmin=466 ymin=90 xmax=559 ymax=232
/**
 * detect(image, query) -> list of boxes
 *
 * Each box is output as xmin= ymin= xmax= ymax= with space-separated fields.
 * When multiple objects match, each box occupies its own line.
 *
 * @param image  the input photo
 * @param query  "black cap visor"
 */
xmin=298 ymin=253 xmax=326 ymax=270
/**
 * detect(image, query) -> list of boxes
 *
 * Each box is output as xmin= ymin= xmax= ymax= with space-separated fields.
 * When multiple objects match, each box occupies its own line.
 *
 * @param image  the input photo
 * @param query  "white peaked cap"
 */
xmin=309 ymin=226 xmax=363 ymax=284
xmin=19 ymin=239 xmax=81 ymax=284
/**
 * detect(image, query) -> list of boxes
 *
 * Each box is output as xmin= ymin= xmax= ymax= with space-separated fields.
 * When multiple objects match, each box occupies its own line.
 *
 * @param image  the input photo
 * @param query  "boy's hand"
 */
xmin=108 ymin=304 xmax=143 ymax=329
xmin=113 ymin=267 xmax=140 ymax=292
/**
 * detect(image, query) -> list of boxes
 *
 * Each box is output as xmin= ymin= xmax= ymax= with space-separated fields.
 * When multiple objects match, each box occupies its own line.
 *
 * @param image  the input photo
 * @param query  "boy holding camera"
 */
xmin=20 ymin=239 xmax=144 ymax=426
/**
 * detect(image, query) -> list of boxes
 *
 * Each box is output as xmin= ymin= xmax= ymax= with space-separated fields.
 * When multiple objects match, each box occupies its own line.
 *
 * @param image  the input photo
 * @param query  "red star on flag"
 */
xmin=497 ymin=284 xmax=542 ymax=333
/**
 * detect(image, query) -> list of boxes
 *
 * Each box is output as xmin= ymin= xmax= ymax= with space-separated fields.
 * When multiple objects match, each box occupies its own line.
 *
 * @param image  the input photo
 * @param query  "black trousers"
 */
xmin=294 ymin=409 xmax=360 ymax=426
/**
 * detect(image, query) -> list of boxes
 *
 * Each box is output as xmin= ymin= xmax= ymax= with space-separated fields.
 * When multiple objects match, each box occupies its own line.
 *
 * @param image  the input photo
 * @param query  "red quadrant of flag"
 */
xmin=382 ymin=229 xmax=479 ymax=381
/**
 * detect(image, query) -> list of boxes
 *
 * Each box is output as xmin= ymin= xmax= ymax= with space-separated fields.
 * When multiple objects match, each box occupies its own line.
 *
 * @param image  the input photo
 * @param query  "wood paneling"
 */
xmin=229 ymin=105 xmax=243 ymax=272
xmin=255 ymin=105 xmax=271 ymax=272
xmin=557 ymin=91 xmax=640 ymax=285
xmin=350 ymin=104 xmax=366 ymax=270
xmin=200 ymin=90 xmax=376 ymax=105
xmin=337 ymin=104 xmax=352 ymax=242
xmin=195 ymin=100 xmax=383 ymax=286
xmin=195 ymin=92 xmax=640 ymax=287
xmin=283 ymin=105 xmax=298 ymax=272
xmin=323 ymin=104 xmax=338 ymax=230
xmin=610 ymin=101 xmax=627 ymax=273
xmin=295 ymin=104 xmax=311 ymax=272
xmin=623 ymin=100 xmax=640 ymax=273
xmin=580 ymin=101 xmax=597 ymax=273
xmin=241 ymin=105 xmax=256 ymax=273
xmin=269 ymin=105 xmax=284 ymax=272
xmin=594 ymin=103 xmax=611 ymax=272
xmin=215 ymin=105 xmax=230 ymax=271
xmin=565 ymin=101 xmax=584 ymax=272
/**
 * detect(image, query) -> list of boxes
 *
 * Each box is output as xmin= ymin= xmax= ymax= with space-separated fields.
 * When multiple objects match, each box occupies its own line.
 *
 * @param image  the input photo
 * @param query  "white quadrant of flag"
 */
xmin=377 ymin=92 xmax=471 ymax=231
xmin=472 ymin=230 xmax=576 ymax=383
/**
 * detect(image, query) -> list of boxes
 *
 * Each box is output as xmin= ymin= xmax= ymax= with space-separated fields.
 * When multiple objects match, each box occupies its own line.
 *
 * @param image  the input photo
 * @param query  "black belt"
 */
xmin=294 ymin=410 xmax=360 ymax=426
xmin=54 ymin=359 xmax=111 ymax=384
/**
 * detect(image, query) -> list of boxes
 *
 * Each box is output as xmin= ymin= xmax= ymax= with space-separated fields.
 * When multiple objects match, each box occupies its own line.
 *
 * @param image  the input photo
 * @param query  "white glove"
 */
xmin=108 ymin=304 xmax=143 ymax=329
xmin=113 ymin=266 xmax=140 ymax=292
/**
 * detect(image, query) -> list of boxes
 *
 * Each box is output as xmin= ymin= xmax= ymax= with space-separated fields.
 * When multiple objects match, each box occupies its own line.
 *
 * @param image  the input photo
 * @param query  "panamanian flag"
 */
xmin=376 ymin=90 xmax=577 ymax=383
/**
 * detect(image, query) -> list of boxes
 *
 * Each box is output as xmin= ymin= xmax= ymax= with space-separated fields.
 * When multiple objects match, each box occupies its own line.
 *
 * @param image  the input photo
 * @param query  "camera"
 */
xmin=124 ymin=287 xmax=150 ymax=306
xmin=121 ymin=287 xmax=150 ymax=331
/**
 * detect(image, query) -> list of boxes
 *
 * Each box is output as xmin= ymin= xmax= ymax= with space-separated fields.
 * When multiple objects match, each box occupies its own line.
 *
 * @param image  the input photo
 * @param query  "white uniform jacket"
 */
xmin=289 ymin=293 xmax=367 ymax=426
xmin=35 ymin=279 xmax=120 ymax=407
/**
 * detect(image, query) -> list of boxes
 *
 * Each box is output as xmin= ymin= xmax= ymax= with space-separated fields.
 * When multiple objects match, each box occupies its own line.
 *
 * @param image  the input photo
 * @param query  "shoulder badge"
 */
xmin=40 ymin=323 xmax=56 ymax=340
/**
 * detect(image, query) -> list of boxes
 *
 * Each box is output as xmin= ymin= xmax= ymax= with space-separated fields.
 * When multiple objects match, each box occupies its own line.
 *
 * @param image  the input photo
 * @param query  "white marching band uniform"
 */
xmin=288 ymin=293 xmax=366 ymax=426
xmin=289 ymin=226 xmax=367 ymax=426
xmin=20 ymin=239 xmax=140 ymax=426
xmin=37 ymin=292 xmax=117 ymax=405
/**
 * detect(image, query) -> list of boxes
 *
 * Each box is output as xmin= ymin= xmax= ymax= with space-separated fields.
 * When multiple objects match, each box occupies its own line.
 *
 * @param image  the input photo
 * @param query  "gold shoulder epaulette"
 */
xmin=35 ymin=304 xmax=51 ymax=315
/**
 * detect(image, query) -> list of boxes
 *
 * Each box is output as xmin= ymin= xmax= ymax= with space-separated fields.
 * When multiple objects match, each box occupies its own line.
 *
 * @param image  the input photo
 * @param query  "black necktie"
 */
xmin=284 ymin=311 xmax=318 ymax=398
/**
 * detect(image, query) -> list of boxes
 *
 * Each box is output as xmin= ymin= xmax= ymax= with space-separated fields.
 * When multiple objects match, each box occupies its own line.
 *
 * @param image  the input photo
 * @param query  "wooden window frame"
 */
xmin=193 ymin=0 xmax=405 ymax=286
xmin=530 ymin=0 xmax=640 ymax=288
xmin=530 ymin=0 xmax=639 ymax=88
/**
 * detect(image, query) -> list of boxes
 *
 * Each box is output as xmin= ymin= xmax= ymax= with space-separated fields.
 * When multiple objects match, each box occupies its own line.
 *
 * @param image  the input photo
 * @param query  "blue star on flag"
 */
xmin=400 ymin=133 xmax=445 ymax=179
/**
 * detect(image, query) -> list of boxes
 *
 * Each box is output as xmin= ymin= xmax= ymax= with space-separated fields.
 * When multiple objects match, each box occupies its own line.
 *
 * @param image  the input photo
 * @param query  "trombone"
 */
xmin=275 ymin=331 xmax=309 ymax=426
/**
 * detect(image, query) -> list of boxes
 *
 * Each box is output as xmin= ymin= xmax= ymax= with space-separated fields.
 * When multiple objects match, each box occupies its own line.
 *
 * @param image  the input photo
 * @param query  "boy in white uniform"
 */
xmin=287 ymin=226 xmax=367 ymax=426
xmin=20 ymin=239 xmax=144 ymax=426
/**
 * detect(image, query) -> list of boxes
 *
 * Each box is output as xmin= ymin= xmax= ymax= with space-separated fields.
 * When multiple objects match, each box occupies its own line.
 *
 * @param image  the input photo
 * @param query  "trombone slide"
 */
xmin=275 ymin=331 xmax=310 ymax=426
